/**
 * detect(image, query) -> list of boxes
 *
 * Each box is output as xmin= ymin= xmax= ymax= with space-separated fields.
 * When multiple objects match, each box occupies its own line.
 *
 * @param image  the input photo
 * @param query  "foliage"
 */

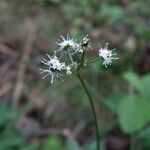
xmin=105 ymin=72 xmax=150 ymax=133
xmin=61 ymin=0 xmax=150 ymax=40
xmin=43 ymin=136 xmax=63 ymax=150
xmin=0 ymin=103 xmax=38 ymax=150
xmin=118 ymin=95 xmax=150 ymax=133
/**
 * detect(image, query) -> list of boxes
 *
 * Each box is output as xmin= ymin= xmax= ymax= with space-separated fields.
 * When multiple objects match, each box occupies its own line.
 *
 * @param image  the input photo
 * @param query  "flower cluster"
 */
xmin=40 ymin=35 xmax=118 ymax=83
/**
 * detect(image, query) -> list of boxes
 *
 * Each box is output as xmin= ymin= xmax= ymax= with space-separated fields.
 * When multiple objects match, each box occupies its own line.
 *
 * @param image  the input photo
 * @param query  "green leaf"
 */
xmin=0 ymin=127 xmax=24 ymax=149
xmin=84 ymin=140 xmax=104 ymax=150
xmin=141 ymin=74 xmax=150 ymax=99
xmin=124 ymin=72 xmax=150 ymax=99
xmin=123 ymin=72 xmax=142 ymax=91
xmin=84 ymin=141 xmax=96 ymax=150
xmin=104 ymin=93 xmax=125 ymax=112
xmin=66 ymin=138 xmax=81 ymax=150
xmin=21 ymin=144 xmax=38 ymax=150
xmin=118 ymin=96 xmax=150 ymax=134
xmin=100 ymin=5 xmax=125 ymax=25
xmin=43 ymin=136 xmax=63 ymax=150
xmin=0 ymin=102 xmax=19 ymax=126
xmin=137 ymin=127 xmax=150 ymax=149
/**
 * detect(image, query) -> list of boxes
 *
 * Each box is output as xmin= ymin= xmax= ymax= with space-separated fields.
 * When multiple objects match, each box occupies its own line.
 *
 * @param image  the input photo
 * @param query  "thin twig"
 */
xmin=0 ymin=42 xmax=18 ymax=59
xmin=12 ymin=18 xmax=38 ymax=107
xmin=0 ymin=82 xmax=12 ymax=98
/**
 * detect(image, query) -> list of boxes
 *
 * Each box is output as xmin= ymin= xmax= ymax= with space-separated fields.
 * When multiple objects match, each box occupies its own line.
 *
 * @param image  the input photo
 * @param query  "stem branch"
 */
xmin=67 ymin=49 xmax=74 ymax=64
xmin=86 ymin=58 xmax=100 ymax=65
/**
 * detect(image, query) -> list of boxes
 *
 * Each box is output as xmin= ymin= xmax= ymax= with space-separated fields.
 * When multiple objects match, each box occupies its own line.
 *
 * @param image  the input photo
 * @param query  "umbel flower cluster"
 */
xmin=40 ymin=35 xmax=118 ymax=83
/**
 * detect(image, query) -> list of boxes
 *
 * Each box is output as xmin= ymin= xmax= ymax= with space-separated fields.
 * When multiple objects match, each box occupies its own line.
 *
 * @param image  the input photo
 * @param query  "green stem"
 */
xmin=77 ymin=73 xmax=100 ymax=150
xmin=78 ymin=52 xmax=85 ymax=71
xmin=67 ymin=49 xmax=74 ymax=64
xmin=86 ymin=58 xmax=100 ymax=65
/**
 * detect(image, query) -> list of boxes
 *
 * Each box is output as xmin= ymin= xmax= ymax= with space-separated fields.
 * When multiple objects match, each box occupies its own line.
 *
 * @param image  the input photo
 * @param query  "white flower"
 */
xmin=56 ymin=35 xmax=80 ymax=53
xmin=78 ymin=35 xmax=91 ymax=53
xmin=81 ymin=35 xmax=91 ymax=48
xmin=40 ymin=54 xmax=66 ymax=83
xmin=99 ymin=43 xmax=118 ymax=67
xmin=66 ymin=65 xmax=72 ymax=75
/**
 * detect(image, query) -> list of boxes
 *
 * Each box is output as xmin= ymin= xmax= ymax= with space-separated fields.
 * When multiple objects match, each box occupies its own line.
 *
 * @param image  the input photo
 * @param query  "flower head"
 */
xmin=78 ymin=35 xmax=91 ymax=53
xmin=56 ymin=35 xmax=79 ymax=53
xmin=40 ymin=54 xmax=66 ymax=83
xmin=99 ymin=43 xmax=118 ymax=67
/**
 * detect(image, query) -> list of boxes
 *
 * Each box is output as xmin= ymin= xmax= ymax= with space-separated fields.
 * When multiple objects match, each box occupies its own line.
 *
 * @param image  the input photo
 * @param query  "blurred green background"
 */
xmin=0 ymin=0 xmax=150 ymax=149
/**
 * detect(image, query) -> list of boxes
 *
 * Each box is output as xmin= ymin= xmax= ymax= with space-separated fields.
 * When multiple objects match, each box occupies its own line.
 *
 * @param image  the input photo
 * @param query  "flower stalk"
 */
xmin=77 ymin=72 xmax=100 ymax=150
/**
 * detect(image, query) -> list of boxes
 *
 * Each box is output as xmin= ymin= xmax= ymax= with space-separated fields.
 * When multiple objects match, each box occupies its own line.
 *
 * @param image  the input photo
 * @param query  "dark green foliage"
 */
xmin=0 ymin=103 xmax=38 ymax=150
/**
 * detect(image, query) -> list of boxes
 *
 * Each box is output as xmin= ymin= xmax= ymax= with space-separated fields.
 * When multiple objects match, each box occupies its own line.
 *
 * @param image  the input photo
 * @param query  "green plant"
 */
xmin=40 ymin=35 xmax=119 ymax=150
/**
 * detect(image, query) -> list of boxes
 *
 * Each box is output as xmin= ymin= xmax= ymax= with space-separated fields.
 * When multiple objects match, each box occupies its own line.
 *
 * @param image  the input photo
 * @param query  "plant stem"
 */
xmin=67 ymin=49 xmax=74 ymax=64
xmin=77 ymin=73 xmax=100 ymax=150
xmin=86 ymin=58 xmax=100 ymax=65
xmin=78 ymin=52 xmax=85 ymax=71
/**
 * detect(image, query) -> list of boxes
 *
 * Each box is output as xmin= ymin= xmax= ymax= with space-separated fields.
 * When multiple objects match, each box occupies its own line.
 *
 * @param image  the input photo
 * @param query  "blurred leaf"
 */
xmin=128 ymin=1 xmax=150 ymax=17
xmin=21 ymin=144 xmax=38 ymax=150
xmin=84 ymin=141 xmax=96 ymax=150
xmin=0 ymin=102 xmax=19 ymax=126
xmin=66 ymin=138 xmax=81 ymax=150
xmin=99 ymin=4 xmax=125 ymax=25
xmin=0 ymin=127 xmax=24 ymax=150
xmin=103 ymin=93 xmax=125 ymax=112
xmin=84 ymin=140 xmax=104 ymax=150
xmin=141 ymin=74 xmax=150 ymax=99
xmin=118 ymin=95 xmax=150 ymax=134
xmin=137 ymin=127 xmax=150 ymax=149
xmin=123 ymin=72 xmax=142 ymax=91
xmin=124 ymin=72 xmax=150 ymax=99
xmin=43 ymin=136 xmax=63 ymax=150
xmin=0 ymin=127 xmax=38 ymax=150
